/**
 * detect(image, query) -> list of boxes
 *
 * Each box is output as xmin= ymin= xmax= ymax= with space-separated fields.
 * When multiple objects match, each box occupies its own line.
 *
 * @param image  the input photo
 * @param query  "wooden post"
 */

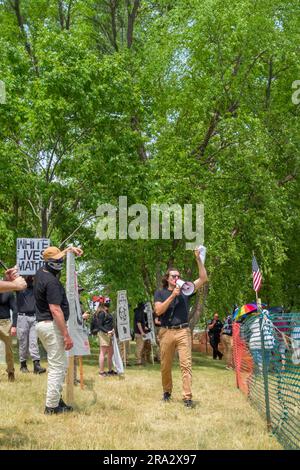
xmin=66 ymin=356 xmax=74 ymax=404
xmin=79 ymin=356 xmax=84 ymax=390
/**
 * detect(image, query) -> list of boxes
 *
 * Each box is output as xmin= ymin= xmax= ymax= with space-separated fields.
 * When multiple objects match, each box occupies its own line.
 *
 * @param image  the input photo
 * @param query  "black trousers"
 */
xmin=209 ymin=336 xmax=222 ymax=359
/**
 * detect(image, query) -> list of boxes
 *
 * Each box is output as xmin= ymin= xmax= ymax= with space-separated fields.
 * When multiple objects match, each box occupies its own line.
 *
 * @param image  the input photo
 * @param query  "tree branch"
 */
xmin=11 ymin=0 xmax=39 ymax=75
xmin=126 ymin=0 xmax=141 ymax=49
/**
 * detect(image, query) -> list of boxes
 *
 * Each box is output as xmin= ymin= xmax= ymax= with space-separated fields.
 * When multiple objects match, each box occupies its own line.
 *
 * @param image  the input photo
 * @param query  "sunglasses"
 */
xmin=50 ymin=258 xmax=64 ymax=263
xmin=170 ymin=274 xmax=181 ymax=279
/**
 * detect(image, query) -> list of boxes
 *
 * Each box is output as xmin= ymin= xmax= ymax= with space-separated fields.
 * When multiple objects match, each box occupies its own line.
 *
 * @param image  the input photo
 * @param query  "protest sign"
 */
xmin=17 ymin=238 xmax=50 ymax=275
xmin=66 ymin=251 xmax=90 ymax=356
xmin=144 ymin=301 xmax=156 ymax=345
xmin=117 ymin=290 xmax=131 ymax=341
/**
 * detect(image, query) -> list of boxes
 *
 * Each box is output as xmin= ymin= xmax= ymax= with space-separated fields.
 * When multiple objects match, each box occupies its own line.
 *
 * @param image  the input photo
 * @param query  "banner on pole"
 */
xmin=144 ymin=301 xmax=156 ymax=345
xmin=66 ymin=251 xmax=90 ymax=357
xmin=117 ymin=290 xmax=131 ymax=342
xmin=112 ymin=335 xmax=124 ymax=375
xmin=17 ymin=238 xmax=50 ymax=275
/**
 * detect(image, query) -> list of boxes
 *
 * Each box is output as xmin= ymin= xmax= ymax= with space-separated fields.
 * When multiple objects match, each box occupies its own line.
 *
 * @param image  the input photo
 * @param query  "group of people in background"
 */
xmin=0 ymin=246 xmax=208 ymax=412
xmin=2 ymin=244 xmax=298 ymax=416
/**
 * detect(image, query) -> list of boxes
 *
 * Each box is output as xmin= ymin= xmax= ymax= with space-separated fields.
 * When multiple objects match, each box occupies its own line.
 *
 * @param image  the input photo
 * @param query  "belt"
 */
xmin=18 ymin=313 xmax=36 ymax=317
xmin=37 ymin=319 xmax=53 ymax=323
xmin=165 ymin=323 xmax=189 ymax=330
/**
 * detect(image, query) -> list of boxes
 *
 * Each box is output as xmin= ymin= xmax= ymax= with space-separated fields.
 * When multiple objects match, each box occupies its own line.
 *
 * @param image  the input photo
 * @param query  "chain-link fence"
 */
xmin=233 ymin=311 xmax=300 ymax=450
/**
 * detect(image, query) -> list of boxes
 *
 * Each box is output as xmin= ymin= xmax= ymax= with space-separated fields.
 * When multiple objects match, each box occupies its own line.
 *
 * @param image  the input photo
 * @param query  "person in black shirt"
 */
xmin=92 ymin=296 xmax=116 ymax=377
xmin=134 ymin=302 xmax=151 ymax=365
xmin=207 ymin=313 xmax=224 ymax=360
xmin=0 ymin=290 xmax=17 ymax=381
xmin=154 ymin=248 xmax=208 ymax=408
xmin=34 ymin=245 xmax=83 ymax=414
xmin=16 ymin=276 xmax=46 ymax=374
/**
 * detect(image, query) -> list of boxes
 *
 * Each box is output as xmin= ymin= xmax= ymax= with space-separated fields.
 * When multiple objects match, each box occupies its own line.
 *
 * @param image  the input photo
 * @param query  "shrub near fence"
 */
xmin=233 ymin=312 xmax=300 ymax=450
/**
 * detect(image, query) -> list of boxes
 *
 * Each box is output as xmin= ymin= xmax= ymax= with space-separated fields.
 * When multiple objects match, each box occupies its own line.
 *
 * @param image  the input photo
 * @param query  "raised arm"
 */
xmin=193 ymin=248 xmax=208 ymax=291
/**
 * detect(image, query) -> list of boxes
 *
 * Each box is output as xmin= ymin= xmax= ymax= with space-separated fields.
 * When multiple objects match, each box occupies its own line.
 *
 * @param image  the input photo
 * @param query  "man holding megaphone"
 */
xmin=154 ymin=248 xmax=208 ymax=408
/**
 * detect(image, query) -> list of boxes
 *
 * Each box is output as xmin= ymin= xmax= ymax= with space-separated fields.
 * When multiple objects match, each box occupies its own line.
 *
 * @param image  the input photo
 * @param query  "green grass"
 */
xmin=0 ymin=351 xmax=282 ymax=450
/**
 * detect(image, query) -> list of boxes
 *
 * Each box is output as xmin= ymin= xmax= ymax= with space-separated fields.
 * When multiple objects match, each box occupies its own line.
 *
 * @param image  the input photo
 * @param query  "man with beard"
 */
xmin=154 ymin=249 xmax=208 ymax=408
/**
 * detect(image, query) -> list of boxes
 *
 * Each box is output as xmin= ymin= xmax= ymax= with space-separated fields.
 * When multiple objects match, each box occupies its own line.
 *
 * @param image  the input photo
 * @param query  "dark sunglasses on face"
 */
xmin=170 ymin=274 xmax=180 ymax=279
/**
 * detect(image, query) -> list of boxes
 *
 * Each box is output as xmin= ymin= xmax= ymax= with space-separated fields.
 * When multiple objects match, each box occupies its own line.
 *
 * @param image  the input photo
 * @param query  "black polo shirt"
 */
xmin=134 ymin=306 xmax=146 ymax=334
xmin=154 ymin=288 xmax=189 ymax=327
xmin=16 ymin=287 xmax=36 ymax=315
xmin=34 ymin=267 xmax=69 ymax=322
xmin=207 ymin=319 xmax=223 ymax=338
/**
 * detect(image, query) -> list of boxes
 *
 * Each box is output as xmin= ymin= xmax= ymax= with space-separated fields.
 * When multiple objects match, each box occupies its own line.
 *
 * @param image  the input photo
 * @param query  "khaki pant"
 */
xmin=36 ymin=320 xmax=68 ymax=408
xmin=135 ymin=334 xmax=144 ymax=364
xmin=142 ymin=339 xmax=152 ymax=363
xmin=0 ymin=319 xmax=14 ymax=374
xmin=154 ymin=327 xmax=161 ymax=362
xmin=159 ymin=327 xmax=192 ymax=400
xmin=222 ymin=334 xmax=233 ymax=368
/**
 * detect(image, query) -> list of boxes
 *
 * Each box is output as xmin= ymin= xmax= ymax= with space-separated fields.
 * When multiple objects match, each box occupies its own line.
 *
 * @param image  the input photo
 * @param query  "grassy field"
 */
xmin=0 ymin=351 xmax=282 ymax=450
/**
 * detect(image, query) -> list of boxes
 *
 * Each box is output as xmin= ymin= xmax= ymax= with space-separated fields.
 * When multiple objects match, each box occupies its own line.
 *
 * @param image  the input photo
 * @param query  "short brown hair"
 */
xmin=161 ymin=267 xmax=180 ymax=288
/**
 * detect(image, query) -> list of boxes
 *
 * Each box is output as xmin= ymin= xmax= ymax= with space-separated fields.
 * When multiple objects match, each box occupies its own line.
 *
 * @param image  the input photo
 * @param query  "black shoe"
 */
xmin=44 ymin=406 xmax=65 ymax=415
xmin=107 ymin=370 xmax=118 ymax=376
xmin=183 ymin=399 xmax=194 ymax=408
xmin=20 ymin=361 xmax=29 ymax=373
xmin=33 ymin=360 xmax=46 ymax=374
xmin=58 ymin=398 xmax=73 ymax=412
xmin=162 ymin=392 xmax=172 ymax=402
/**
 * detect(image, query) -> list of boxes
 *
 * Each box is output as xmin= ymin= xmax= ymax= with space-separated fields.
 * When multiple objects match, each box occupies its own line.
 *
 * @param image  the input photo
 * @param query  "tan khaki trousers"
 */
xmin=135 ymin=334 xmax=144 ymax=364
xmin=222 ymin=334 xmax=233 ymax=368
xmin=159 ymin=327 xmax=192 ymax=400
xmin=142 ymin=339 xmax=152 ymax=363
xmin=0 ymin=319 xmax=14 ymax=374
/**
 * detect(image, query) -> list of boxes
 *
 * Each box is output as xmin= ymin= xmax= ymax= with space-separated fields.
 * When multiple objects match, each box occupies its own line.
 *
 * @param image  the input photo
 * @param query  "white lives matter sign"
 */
xmin=144 ymin=301 xmax=156 ymax=346
xmin=117 ymin=290 xmax=131 ymax=342
xmin=66 ymin=251 xmax=90 ymax=356
xmin=17 ymin=238 xmax=50 ymax=275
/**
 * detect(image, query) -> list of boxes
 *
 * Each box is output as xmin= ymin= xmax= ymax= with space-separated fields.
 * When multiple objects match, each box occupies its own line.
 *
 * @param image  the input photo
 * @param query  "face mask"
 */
xmin=47 ymin=259 xmax=64 ymax=271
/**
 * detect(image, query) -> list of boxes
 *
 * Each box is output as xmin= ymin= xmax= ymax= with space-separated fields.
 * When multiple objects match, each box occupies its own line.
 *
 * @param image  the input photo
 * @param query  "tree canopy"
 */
xmin=0 ymin=0 xmax=299 ymax=317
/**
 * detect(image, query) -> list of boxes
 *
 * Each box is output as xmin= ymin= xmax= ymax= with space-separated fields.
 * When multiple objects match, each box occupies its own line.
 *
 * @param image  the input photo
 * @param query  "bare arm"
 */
xmin=193 ymin=249 xmax=208 ymax=291
xmin=0 ymin=278 xmax=27 ymax=293
xmin=49 ymin=304 xmax=73 ymax=350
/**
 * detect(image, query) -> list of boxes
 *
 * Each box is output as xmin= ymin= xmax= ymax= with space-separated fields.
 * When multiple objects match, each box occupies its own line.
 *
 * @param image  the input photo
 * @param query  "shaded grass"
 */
xmin=0 ymin=352 xmax=282 ymax=450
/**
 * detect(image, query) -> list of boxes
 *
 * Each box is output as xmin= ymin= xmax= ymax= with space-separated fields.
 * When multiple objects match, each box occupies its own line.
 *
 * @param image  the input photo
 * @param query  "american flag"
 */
xmin=252 ymin=256 xmax=262 ymax=292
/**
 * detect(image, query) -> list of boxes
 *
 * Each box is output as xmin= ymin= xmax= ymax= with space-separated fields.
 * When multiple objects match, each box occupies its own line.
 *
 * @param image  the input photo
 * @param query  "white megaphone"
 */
xmin=176 ymin=279 xmax=195 ymax=296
